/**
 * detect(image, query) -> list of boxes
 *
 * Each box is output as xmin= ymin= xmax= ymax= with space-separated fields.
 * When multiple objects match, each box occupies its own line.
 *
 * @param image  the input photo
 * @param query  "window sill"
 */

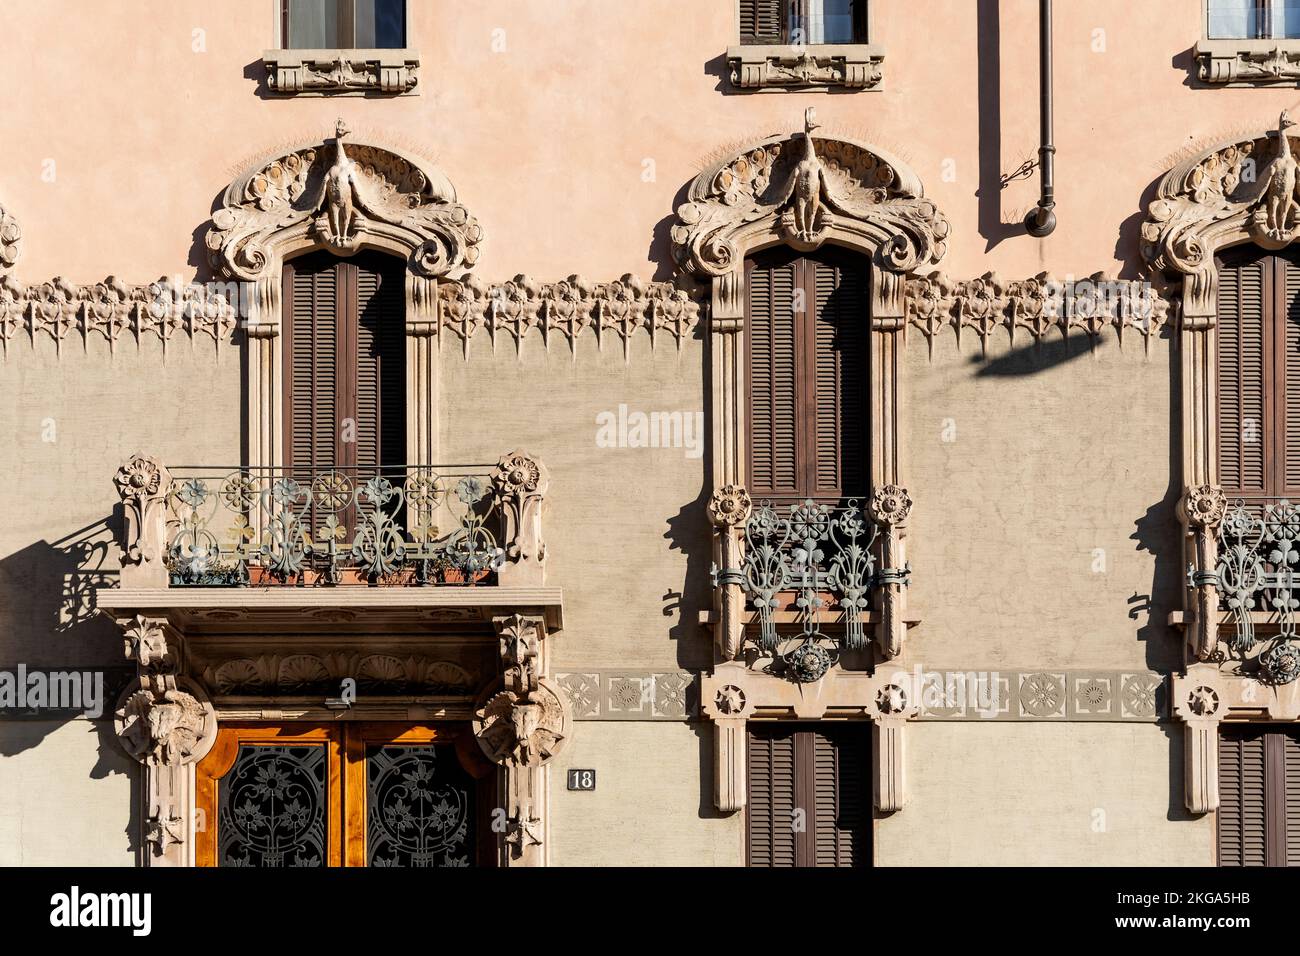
xmin=1194 ymin=38 xmax=1300 ymax=86
xmin=725 ymin=43 xmax=884 ymax=91
xmin=261 ymin=48 xmax=420 ymax=95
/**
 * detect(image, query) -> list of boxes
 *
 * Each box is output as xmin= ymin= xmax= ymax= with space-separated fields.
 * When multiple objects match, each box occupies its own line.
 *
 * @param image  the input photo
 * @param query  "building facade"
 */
xmin=1 ymin=0 xmax=1299 ymax=867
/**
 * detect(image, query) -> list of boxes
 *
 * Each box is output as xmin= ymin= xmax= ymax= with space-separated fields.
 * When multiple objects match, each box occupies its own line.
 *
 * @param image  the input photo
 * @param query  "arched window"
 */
xmin=1216 ymin=245 xmax=1300 ymax=497
xmin=283 ymin=250 xmax=406 ymax=473
xmin=745 ymin=246 xmax=870 ymax=502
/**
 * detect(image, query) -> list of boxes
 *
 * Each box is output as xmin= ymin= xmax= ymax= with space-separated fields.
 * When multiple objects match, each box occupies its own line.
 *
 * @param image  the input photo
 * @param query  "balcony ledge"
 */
xmin=96 ymin=585 xmax=563 ymax=632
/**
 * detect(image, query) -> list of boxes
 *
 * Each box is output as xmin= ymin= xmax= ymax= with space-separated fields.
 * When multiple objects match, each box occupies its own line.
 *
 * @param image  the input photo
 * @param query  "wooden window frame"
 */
xmin=744 ymin=722 xmax=870 ymax=868
xmin=1218 ymin=724 xmax=1299 ymax=867
xmin=280 ymin=0 xmax=408 ymax=50
xmin=744 ymin=247 xmax=870 ymax=504
xmin=196 ymin=722 xmax=495 ymax=868
xmin=740 ymin=0 xmax=870 ymax=46
xmin=282 ymin=252 xmax=405 ymax=472
xmin=1215 ymin=247 xmax=1300 ymax=498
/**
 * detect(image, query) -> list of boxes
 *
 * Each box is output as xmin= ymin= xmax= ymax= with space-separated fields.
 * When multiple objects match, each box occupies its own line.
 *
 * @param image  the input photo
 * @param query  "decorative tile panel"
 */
xmin=554 ymin=671 xmax=699 ymax=720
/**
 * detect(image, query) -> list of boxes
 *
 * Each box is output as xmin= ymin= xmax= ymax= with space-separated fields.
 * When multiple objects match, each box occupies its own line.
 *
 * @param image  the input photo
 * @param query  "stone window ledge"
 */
xmin=1194 ymin=38 xmax=1300 ymax=86
xmin=262 ymin=48 xmax=420 ymax=95
xmin=725 ymin=43 xmax=884 ymax=91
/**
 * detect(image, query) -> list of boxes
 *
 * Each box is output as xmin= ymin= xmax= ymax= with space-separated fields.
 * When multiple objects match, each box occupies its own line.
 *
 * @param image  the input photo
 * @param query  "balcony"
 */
xmin=97 ymin=451 xmax=561 ymax=638
xmin=705 ymin=487 xmax=917 ymax=681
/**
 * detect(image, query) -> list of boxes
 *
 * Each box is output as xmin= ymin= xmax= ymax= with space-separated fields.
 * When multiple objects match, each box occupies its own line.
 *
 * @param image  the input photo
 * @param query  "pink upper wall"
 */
xmin=1 ymin=0 xmax=1298 ymax=282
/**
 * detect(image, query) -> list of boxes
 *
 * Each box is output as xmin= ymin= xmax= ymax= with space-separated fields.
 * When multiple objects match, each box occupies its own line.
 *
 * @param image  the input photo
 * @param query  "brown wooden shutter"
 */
xmin=739 ymin=0 xmax=785 ymax=44
xmin=812 ymin=725 xmax=869 ymax=867
xmin=1217 ymin=248 xmax=1268 ymax=495
xmin=1218 ymin=727 xmax=1267 ymax=866
xmin=285 ymin=251 xmax=406 ymax=473
xmin=747 ymin=254 xmax=800 ymax=498
xmin=747 ymin=726 xmax=798 ymax=867
xmin=811 ymin=254 xmax=870 ymax=498
xmin=286 ymin=253 xmax=342 ymax=472
xmin=1282 ymin=255 xmax=1300 ymax=492
xmin=1286 ymin=729 xmax=1300 ymax=865
xmin=747 ymin=724 xmax=869 ymax=868
xmin=353 ymin=252 xmax=407 ymax=472
xmin=747 ymin=249 xmax=870 ymax=502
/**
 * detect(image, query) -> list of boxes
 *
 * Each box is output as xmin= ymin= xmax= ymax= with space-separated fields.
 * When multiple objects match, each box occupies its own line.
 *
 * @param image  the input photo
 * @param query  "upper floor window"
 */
xmin=745 ymin=247 xmax=869 ymax=503
xmin=282 ymin=0 xmax=406 ymax=49
xmin=1207 ymin=0 xmax=1300 ymax=39
xmin=284 ymin=250 xmax=406 ymax=473
xmin=1215 ymin=247 xmax=1300 ymax=497
xmin=740 ymin=0 xmax=868 ymax=46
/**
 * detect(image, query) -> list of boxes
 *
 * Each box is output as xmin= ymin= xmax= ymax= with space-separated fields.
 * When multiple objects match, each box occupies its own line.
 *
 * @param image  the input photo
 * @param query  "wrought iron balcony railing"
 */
xmin=707 ymin=485 xmax=913 ymax=680
xmin=1212 ymin=496 xmax=1300 ymax=682
xmin=112 ymin=452 xmax=548 ymax=589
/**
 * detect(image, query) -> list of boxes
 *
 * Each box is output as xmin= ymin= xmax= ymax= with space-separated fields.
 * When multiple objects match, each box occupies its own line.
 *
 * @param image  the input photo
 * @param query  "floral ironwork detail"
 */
xmin=218 ymin=745 xmax=327 ymax=867
xmin=367 ymin=746 xmax=473 ymax=868
xmin=1216 ymin=497 xmax=1300 ymax=682
xmin=161 ymin=465 xmax=507 ymax=587
xmin=741 ymin=499 xmax=885 ymax=682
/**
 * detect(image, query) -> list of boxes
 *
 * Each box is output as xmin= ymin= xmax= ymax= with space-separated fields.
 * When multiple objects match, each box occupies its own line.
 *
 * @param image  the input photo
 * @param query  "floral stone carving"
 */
xmin=206 ymin=119 xmax=481 ymax=281
xmin=0 ymin=201 xmax=20 ymax=273
xmin=671 ymin=111 xmax=949 ymax=278
xmin=115 ymin=687 xmax=211 ymax=766
xmin=473 ymin=681 xmax=569 ymax=767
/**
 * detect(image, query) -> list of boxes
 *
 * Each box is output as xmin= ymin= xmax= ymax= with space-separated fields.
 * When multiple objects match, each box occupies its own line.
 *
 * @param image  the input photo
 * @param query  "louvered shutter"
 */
xmin=747 ymin=727 xmax=798 ymax=867
xmin=1282 ymin=255 xmax=1300 ymax=492
xmin=748 ymin=255 xmax=800 ymax=498
xmin=1285 ymin=729 xmax=1300 ymax=865
xmin=739 ymin=0 xmax=785 ymax=44
xmin=812 ymin=725 xmax=869 ymax=867
xmin=354 ymin=253 xmax=407 ymax=473
xmin=1218 ymin=727 xmax=1268 ymax=866
xmin=1218 ymin=249 xmax=1268 ymax=495
xmin=811 ymin=255 xmax=869 ymax=498
xmin=287 ymin=253 xmax=341 ymax=472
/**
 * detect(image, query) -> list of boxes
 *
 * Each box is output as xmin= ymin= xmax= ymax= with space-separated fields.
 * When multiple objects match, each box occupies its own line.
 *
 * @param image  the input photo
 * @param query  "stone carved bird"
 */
xmin=323 ymin=118 xmax=360 ymax=247
xmin=792 ymin=107 xmax=823 ymax=239
xmin=1238 ymin=110 xmax=1300 ymax=242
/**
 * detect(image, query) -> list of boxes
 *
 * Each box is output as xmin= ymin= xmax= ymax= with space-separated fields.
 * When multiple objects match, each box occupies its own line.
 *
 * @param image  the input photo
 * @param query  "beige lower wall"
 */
xmin=549 ymin=721 xmax=743 ymax=866
xmin=878 ymin=721 xmax=1211 ymax=866
xmin=0 ymin=719 xmax=137 ymax=866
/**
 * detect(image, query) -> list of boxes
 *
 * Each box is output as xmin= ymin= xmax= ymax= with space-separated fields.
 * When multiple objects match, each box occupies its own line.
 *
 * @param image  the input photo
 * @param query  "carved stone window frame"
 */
xmin=204 ymin=119 xmax=483 ymax=474
xmin=263 ymin=0 xmax=419 ymax=94
xmin=672 ymin=110 xmax=949 ymax=817
xmin=1195 ymin=0 xmax=1300 ymax=86
xmin=1142 ymin=111 xmax=1300 ymax=817
xmin=726 ymin=0 xmax=884 ymax=91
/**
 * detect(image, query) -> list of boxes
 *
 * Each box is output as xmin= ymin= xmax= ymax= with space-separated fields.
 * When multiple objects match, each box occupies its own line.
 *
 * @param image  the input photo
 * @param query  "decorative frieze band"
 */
xmin=905 ymin=272 xmax=1172 ymax=358
xmin=0 ymin=275 xmax=238 ymax=355
xmin=1194 ymin=43 xmax=1300 ymax=86
xmin=726 ymin=44 xmax=885 ymax=90
xmin=436 ymin=275 xmax=701 ymax=358
xmin=0 ymin=269 xmax=1171 ymax=360
xmin=261 ymin=48 xmax=420 ymax=95
xmin=555 ymin=668 xmax=1166 ymax=722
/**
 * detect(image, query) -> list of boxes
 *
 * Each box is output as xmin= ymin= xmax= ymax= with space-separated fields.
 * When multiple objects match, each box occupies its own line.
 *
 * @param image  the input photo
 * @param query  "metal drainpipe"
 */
xmin=1025 ymin=0 xmax=1057 ymax=237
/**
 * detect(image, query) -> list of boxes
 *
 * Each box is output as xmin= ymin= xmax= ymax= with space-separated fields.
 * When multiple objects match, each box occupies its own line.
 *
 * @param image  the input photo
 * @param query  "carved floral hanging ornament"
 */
xmin=206 ymin=119 xmax=482 ymax=281
xmin=0 ymin=201 xmax=20 ymax=273
xmin=671 ymin=109 xmax=950 ymax=278
xmin=1143 ymin=111 xmax=1300 ymax=314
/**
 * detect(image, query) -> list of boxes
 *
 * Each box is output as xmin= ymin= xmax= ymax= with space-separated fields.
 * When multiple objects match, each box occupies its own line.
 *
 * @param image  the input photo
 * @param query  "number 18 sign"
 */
xmin=567 ymin=769 xmax=596 ymax=791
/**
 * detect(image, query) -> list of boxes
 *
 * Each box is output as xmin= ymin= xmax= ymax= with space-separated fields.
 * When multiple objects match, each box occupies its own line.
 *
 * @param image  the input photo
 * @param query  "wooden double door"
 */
xmin=196 ymin=723 xmax=496 ymax=867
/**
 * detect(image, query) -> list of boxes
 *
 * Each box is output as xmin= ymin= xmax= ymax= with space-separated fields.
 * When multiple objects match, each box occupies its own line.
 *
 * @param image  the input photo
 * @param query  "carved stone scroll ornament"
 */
xmin=473 ymin=614 xmax=569 ymax=865
xmin=868 ymin=484 xmax=912 ymax=659
xmin=707 ymin=484 xmax=753 ymax=661
xmin=112 ymin=614 xmax=216 ymax=862
xmin=490 ymin=451 xmax=549 ymax=585
xmin=670 ymin=110 xmax=949 ymax=279
xmin=1196 ymin=45 xmax=1300 ymax=87
xmin=727 ymin=44 xmax=884 ymax=91
xmin=1179 ymin=484 xmax=1227 ymax=663
xmin=262 ymin=49 xmax=420 ymax=95
xmin=205 ymin=119 xmax=482 ymax=282
xmin=0 ymin=201 xmax=20 ymax=273
xmin=1142 ymin=112 xmax=1300 ymax=321
xmin=114 ymin=454 xmax=173 ymax=589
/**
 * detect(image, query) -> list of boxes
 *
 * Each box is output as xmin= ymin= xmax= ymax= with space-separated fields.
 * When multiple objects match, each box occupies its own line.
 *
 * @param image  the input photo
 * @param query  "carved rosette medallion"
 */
xmin=869 ymin=484 xmax=913 ymax=527
xmin=1186 ymin=685 xmax=1221 ymax=718
xmin=714 ymin=684 xmax=748 ymax=716
xmin=0 ymin=202 xmax=20 ymax=273
xmin=707 ymin=485 xmax=753 ymax=528
xmin=1183 ymin=484 xmax=1227 ymax=528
